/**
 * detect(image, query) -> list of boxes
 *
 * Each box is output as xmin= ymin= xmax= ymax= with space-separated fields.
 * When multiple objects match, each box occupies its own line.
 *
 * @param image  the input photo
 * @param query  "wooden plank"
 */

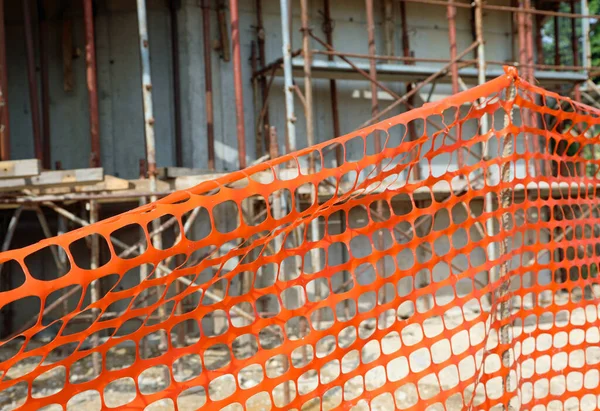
xmin=128 ymin=178 xmax=171 ymax=192
xmin=0 ymin=168 xmax=104 ymax=192
xmin=172 ymin=173 xmax=233 ymax=191
xmin=157 ymin=167 xmax=213 ymax=179
xmin=0 ymin=159 xmax=41 ymax=179
xmin=29 ymin=175 xmax=130 ymax=195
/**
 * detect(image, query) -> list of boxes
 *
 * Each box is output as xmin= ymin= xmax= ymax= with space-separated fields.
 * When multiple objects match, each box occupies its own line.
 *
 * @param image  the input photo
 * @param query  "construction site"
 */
xmin=0 ymin=0 xmax=600 ymax=410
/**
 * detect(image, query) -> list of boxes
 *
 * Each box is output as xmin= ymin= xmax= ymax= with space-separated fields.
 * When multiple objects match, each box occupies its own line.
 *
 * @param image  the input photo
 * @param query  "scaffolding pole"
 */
xmin=202 ymin=0 xmax=216 ymax=170
xmin=525 ymin=0 xmax=535 ymax=83
xmin=230 ymin=0 xmax=247 ymax=169
xmin=300 ymin=0 xmax=315 ymax=160
xmin=88 ymin=200 xmax=101 ymax=375
xmin=366 ymin=0 xmax=380 ymax=129
xmin=136 ymin=0 xmax=157 ymax=192
xmin=135 ymin=0 xmax=167 ymax=353
xmin=255 ymin=0 xmax=270 ymax=152
xmin=447 ymin=0 xmax=459 ymax=94
xmin=323 ymin=0 xmax=342 ymax=165
xmin=280 ymin=0 xmax=297 ymax=152
xmin=475 ymin=0 xmax=488 ymax=132
xmin=581 ymin=0 xmax=591 ymax=69
xmin=84 ymin=0 xmax=101 ymax=168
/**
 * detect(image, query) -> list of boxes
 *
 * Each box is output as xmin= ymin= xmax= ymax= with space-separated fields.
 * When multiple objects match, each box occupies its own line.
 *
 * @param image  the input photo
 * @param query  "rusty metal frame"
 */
xmin=202 ymin=0 xmax=216 ymax=170
xmin=230 ymin=0 xmax=247 ymax=169
xmin=83 ymin=0 xmax=101 ymax=168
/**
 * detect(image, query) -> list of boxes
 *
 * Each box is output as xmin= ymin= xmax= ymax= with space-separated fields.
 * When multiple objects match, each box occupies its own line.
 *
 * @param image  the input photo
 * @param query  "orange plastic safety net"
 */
xmin=2 ymin=68 xmax=600 ymax=411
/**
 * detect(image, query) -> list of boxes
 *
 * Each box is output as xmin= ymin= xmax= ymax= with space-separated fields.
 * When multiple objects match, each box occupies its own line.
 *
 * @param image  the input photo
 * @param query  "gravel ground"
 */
xmin=1 ymin=291 xmax=599 ymax=410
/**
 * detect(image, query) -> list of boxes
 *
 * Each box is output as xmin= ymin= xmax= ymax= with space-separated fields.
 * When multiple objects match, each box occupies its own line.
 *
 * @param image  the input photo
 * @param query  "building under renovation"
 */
xmin=0 ymin=0 xmax=600 ymax=409
xmin=0 ymin=0 xmax=596 ymax=332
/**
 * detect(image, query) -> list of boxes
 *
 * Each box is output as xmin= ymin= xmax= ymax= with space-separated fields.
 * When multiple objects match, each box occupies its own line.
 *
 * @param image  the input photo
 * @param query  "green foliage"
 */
xmin=586 ymin=0 xmax=600 ymax=73
xmin=540 ymin=0 xmax=600 ymax=69
xmin=589 ymin=0 xmax=600 ymax=68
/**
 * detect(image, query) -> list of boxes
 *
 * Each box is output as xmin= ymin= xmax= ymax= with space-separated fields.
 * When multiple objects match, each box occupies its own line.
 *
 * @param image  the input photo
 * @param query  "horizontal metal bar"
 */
xmin=265 ymin=57 xmax=587 ymax=84
xmin=313 ymin=49 xmax=478 ymax=65
xmin=312 ymin=50 xmax=592 ymax=72
xmin=398 ymin=0 xmax=600 ymax=19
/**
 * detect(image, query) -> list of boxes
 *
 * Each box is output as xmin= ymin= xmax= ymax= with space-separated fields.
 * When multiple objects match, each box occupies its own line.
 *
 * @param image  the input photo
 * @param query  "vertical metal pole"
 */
xmin=202 ymin=0 xmax=216 ymax=170
xmin=365 ymin=0 xmax=388 ymax=323
xmin=269 ymin=127 xmax=282 ymax=247
xmin=280 ymin=0 xmax=296 ymax=151
xmin=323 ymin=0 xmax=342 ymax=165
xmin=525 ymin=0 xmax=535 ymax=82
xmin=499 ymin=80 xmax=517 ymax=408
xmin=23 ymin=0 xmax=43 ymax=162
xmin=136 ymin=1 xmax=168 ymax=359
xmin=255 ymin=0 xmax=270 ymax=152
xmin=0 ymin=0 xmax=9 ymax=161
xmin=83 ymin=0 xmax=101 ymax=168
xmin=89 ymin=200 xmax=101 ymax=375
xmin=251 ymin=43 xmax=262 ymax=156
xmin=571 ymin=0 xmax=580 ymax=67
xmin=268 ymin=126 xmax=291 ymax=405
xmin=524 ymin=0 xmax=541 ymax=175
xmin=229 ymin=0 xmax=247 ymax=169
xmin=169 ymin=0 xmax=183 ymax=167
xmin=570 ymin=0 xmax=581 ymax=101
xmin=136 ymin=0 xmax=157 ymax=192
xmin=138 ymin=196 xmax=149 ymax=358
xmin=400 ymin=0 xmax=429 ymax=310
xmin=136 ymin=0 xmax=167 ymax=347
xmin=400 ymin=0 xmax=419 ymax=180
xmin=39 ymin=0 xmax=50 ymax=169
xmin=517 ymin=0 xmax=527 ymax=70
xmin=299 ymin=0 xmax=320 ymax=348
xmin=323 ymin=0 xmax=348 ymax=321
xmin=581 ymin=0 xmax=591 ymax=69
xmin=300 ymin=0 xmax=315 ymax=158
xmin=475 ymin=0 xmax=488 ymax=132
xmin=477 ymin=0 xmax=496 ymax=296
xmin=447 ymin=0 xmax=459 ymax=94
xmin=366 ymin=0 xmax=379 ymax=137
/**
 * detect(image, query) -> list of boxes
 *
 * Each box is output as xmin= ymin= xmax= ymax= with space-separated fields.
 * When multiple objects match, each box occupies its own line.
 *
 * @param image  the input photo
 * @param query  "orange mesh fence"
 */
xmin=2 ymin=68 xmax=600 ymax=411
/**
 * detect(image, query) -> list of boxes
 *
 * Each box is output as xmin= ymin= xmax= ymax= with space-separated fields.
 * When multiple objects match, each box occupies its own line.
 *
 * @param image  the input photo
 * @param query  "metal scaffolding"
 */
xmin=252 ymin=0 xmax=597 ymax=156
